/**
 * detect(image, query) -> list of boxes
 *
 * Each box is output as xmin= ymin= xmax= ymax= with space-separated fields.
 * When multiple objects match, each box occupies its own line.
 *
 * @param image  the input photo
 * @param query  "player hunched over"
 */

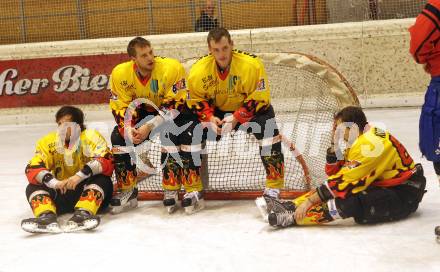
xmin=260 ymin=106 xmax=426 ymax=227
xmin=21 ymin=106 xmax=114 ymax=233
xmin=109 ymin=37 xmax=205 ymax=214
xmin=187 ymin=28 xmax=285 ymax=211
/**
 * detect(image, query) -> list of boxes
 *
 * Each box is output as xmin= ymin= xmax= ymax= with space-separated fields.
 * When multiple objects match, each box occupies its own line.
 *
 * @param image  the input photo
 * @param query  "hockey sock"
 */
xmin=181 ymin=151 xmax=203 ymax=192
xmin=292 ymin=192 xmax=334 ymax=225
xmin=28 ymin=190 xmax=56 ymax=217
xmin=75 ymin=184 xmax=104 ymax=215
xmin=261 ymin=144 xmax=284 ymax=189
xmin=114 ymin=155 xmax=137 ymax=191
xmin=162 ymin=152 xmax=182 ymax=191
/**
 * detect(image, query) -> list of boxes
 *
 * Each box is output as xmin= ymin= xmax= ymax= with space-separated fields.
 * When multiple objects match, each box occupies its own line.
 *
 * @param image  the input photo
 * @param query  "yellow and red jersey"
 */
xmin=187 ymin=50 xmax=270 ymax=123
xmin=321 ymin=126 xmax=415 ymax=199
xmin=109 ymin=57 xmax=187 ymax=134
xmin=25 ymin=129 xmax=113 ymax=184
xmin=409 ymin=0 xmax=440 ymax=76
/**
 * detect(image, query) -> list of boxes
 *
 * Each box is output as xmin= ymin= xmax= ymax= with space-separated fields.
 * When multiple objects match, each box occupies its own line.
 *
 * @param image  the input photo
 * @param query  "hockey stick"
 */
xmin=280 ymin=134 xmax=312 ymax=190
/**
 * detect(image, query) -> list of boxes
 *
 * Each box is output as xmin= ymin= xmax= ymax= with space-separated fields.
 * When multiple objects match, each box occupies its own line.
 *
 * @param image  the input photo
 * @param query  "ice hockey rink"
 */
xmin=1 ymin=107 xmax=439 ymax=272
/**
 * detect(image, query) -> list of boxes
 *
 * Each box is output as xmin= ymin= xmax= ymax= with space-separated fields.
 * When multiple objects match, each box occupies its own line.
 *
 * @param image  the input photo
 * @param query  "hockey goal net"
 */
xmin=134 ymin=52 xmax=359 ymax=200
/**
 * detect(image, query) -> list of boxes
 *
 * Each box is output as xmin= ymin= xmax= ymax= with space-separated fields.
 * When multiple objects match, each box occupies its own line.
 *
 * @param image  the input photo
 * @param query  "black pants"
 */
xmin=335 ymin=165 xmax=426 ymax=224
xmin=111 ymin=110 xmax=204 ymax=191
xmin=209 ymin=105 xmax=279 ymax=137
xmin=25 ymin=175 xmax=113 ymax=215
xmin=111 ymin=111 xmax=201 ymax=165
xmin=434 ymin=161 xmax=440 ymax=176
xmin=206 ymin=105 xmax=282 ymax=154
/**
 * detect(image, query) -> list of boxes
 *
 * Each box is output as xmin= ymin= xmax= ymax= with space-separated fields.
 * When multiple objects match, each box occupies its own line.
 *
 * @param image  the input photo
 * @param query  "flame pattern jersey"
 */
xmin=321 ymin=127 xmax=415 ymax=200
xmin=25 ymin=129 xmax=113 ymax=183
xmin=109 ymin=57 xmax=188 ymax=135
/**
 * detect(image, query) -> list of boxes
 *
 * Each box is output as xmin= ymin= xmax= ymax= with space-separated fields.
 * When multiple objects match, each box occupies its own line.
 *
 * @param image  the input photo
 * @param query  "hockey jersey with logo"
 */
xmin=109 ymin=57 xmax=187 ymax=133
xmin=25 ymin=129 xmax=113 ymax=183
xmin=187 ymin=50 xmax=270 ymax=123
xmin=320 ymin=126 xmax=416 ymax=199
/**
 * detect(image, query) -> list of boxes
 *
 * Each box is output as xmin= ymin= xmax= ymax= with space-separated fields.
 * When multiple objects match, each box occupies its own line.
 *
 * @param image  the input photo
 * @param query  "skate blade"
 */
xmin=255 ymin=197 xmax=269 ymax=222
xmin=21 ymin=222 xmax=62 ymax=234
xmin=184 ymin=200 xmax=205 ymax=215
xmin=110 ymin=199 xmax=138 ymax=215
xmin=63 ymin=219 xmax=99 ymax=233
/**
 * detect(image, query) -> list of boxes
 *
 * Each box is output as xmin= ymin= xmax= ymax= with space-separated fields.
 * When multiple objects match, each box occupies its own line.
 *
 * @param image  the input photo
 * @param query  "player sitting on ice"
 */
xmin=21 ymin=106 xmax=114 ymax=233
xmin=258 ymin=106 xmax=426 ymax=227
xmin=187 ymin=27 xmax=285 ymax=206
xmin=109 ymin=37 xmax=204 ymax=214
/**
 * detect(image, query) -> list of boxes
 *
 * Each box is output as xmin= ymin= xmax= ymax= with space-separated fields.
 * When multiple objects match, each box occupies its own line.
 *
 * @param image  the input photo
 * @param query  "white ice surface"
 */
xmin=0 ymin=108 xmax=439 ymax=272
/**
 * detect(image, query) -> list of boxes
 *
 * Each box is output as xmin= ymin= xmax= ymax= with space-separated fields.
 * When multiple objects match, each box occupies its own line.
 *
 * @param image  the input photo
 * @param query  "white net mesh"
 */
xmin=135 ymin=52 xmax=358 ymax=199
xmin=0 ymin=0 xmax=425 ymax=45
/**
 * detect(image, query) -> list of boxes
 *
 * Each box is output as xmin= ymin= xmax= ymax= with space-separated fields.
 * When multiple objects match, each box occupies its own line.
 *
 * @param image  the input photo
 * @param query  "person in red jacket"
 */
xmin=410 ymin=0 xmax=440 ymax=242
xmin=409 ymin=1 xmax=440 ymax=185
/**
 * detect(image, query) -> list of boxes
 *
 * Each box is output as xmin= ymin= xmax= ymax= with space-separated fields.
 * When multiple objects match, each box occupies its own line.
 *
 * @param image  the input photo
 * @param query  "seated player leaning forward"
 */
xmin=261 ymin=106 xmax=426 ymax=227
xmin=187 ymin=27 xmax=285 ymax=201
xmin=21 ymin=106 xmax=114 ymax=233
xmin=109 ymin=37 xmax=204 ymax=214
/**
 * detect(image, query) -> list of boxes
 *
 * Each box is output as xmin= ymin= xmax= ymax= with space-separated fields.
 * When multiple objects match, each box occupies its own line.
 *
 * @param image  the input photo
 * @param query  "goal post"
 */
xmin=135 ymin=52 xmax=359 ymax=200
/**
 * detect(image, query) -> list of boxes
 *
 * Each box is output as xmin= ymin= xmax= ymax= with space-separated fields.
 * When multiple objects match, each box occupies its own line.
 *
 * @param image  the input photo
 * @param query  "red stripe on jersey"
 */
xmin=134 ymin=63 xmax=151 ymax=86
xmin=325 ymin=161 xmax=344 ymax=176
xmin=233 ymin=100 xmax=257 ymax=124
xmin=25 ymin=166 xmax=47 ymax=185
xmin=217 ymin=67 xmax=229 ymax=81
xmin=197 ymin=101 xmax=214 ymax=122
xmin=373 ymin=170 xmax=413 ymax=187
xmin=95 ymin=157 xmax=114 ymax=177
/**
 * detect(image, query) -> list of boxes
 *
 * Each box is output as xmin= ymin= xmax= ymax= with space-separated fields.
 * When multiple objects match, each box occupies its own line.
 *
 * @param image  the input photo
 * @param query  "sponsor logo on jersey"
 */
xmin=202 ymin=75 xmax=217 ymax=91
xmin=228 ymin=75 xmax=240 ymax=94
xmin=202 ymin=75 xmax=213 ymax=83
xmin=120 ymin=80 xmax=135 ymax=92
xmin=257 ymin=79 xmax=265 ymax=91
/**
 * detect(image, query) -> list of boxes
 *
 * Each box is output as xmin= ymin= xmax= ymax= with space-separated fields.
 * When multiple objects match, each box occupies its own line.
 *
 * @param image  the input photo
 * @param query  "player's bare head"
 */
xmin=207 ymin=28 xmax=233 ymax=69
xmin=127 ymin=37 xmax=154 ymax=72
xmin=55 ymin=106 xmax=85 ymax=131
xmin=127 ymin=37 xmax=151 ymax=57
xmin=207 ymin=27 xmax=232 ymax=47
xmin=334 ymin=106 xmax=368 ymax=135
